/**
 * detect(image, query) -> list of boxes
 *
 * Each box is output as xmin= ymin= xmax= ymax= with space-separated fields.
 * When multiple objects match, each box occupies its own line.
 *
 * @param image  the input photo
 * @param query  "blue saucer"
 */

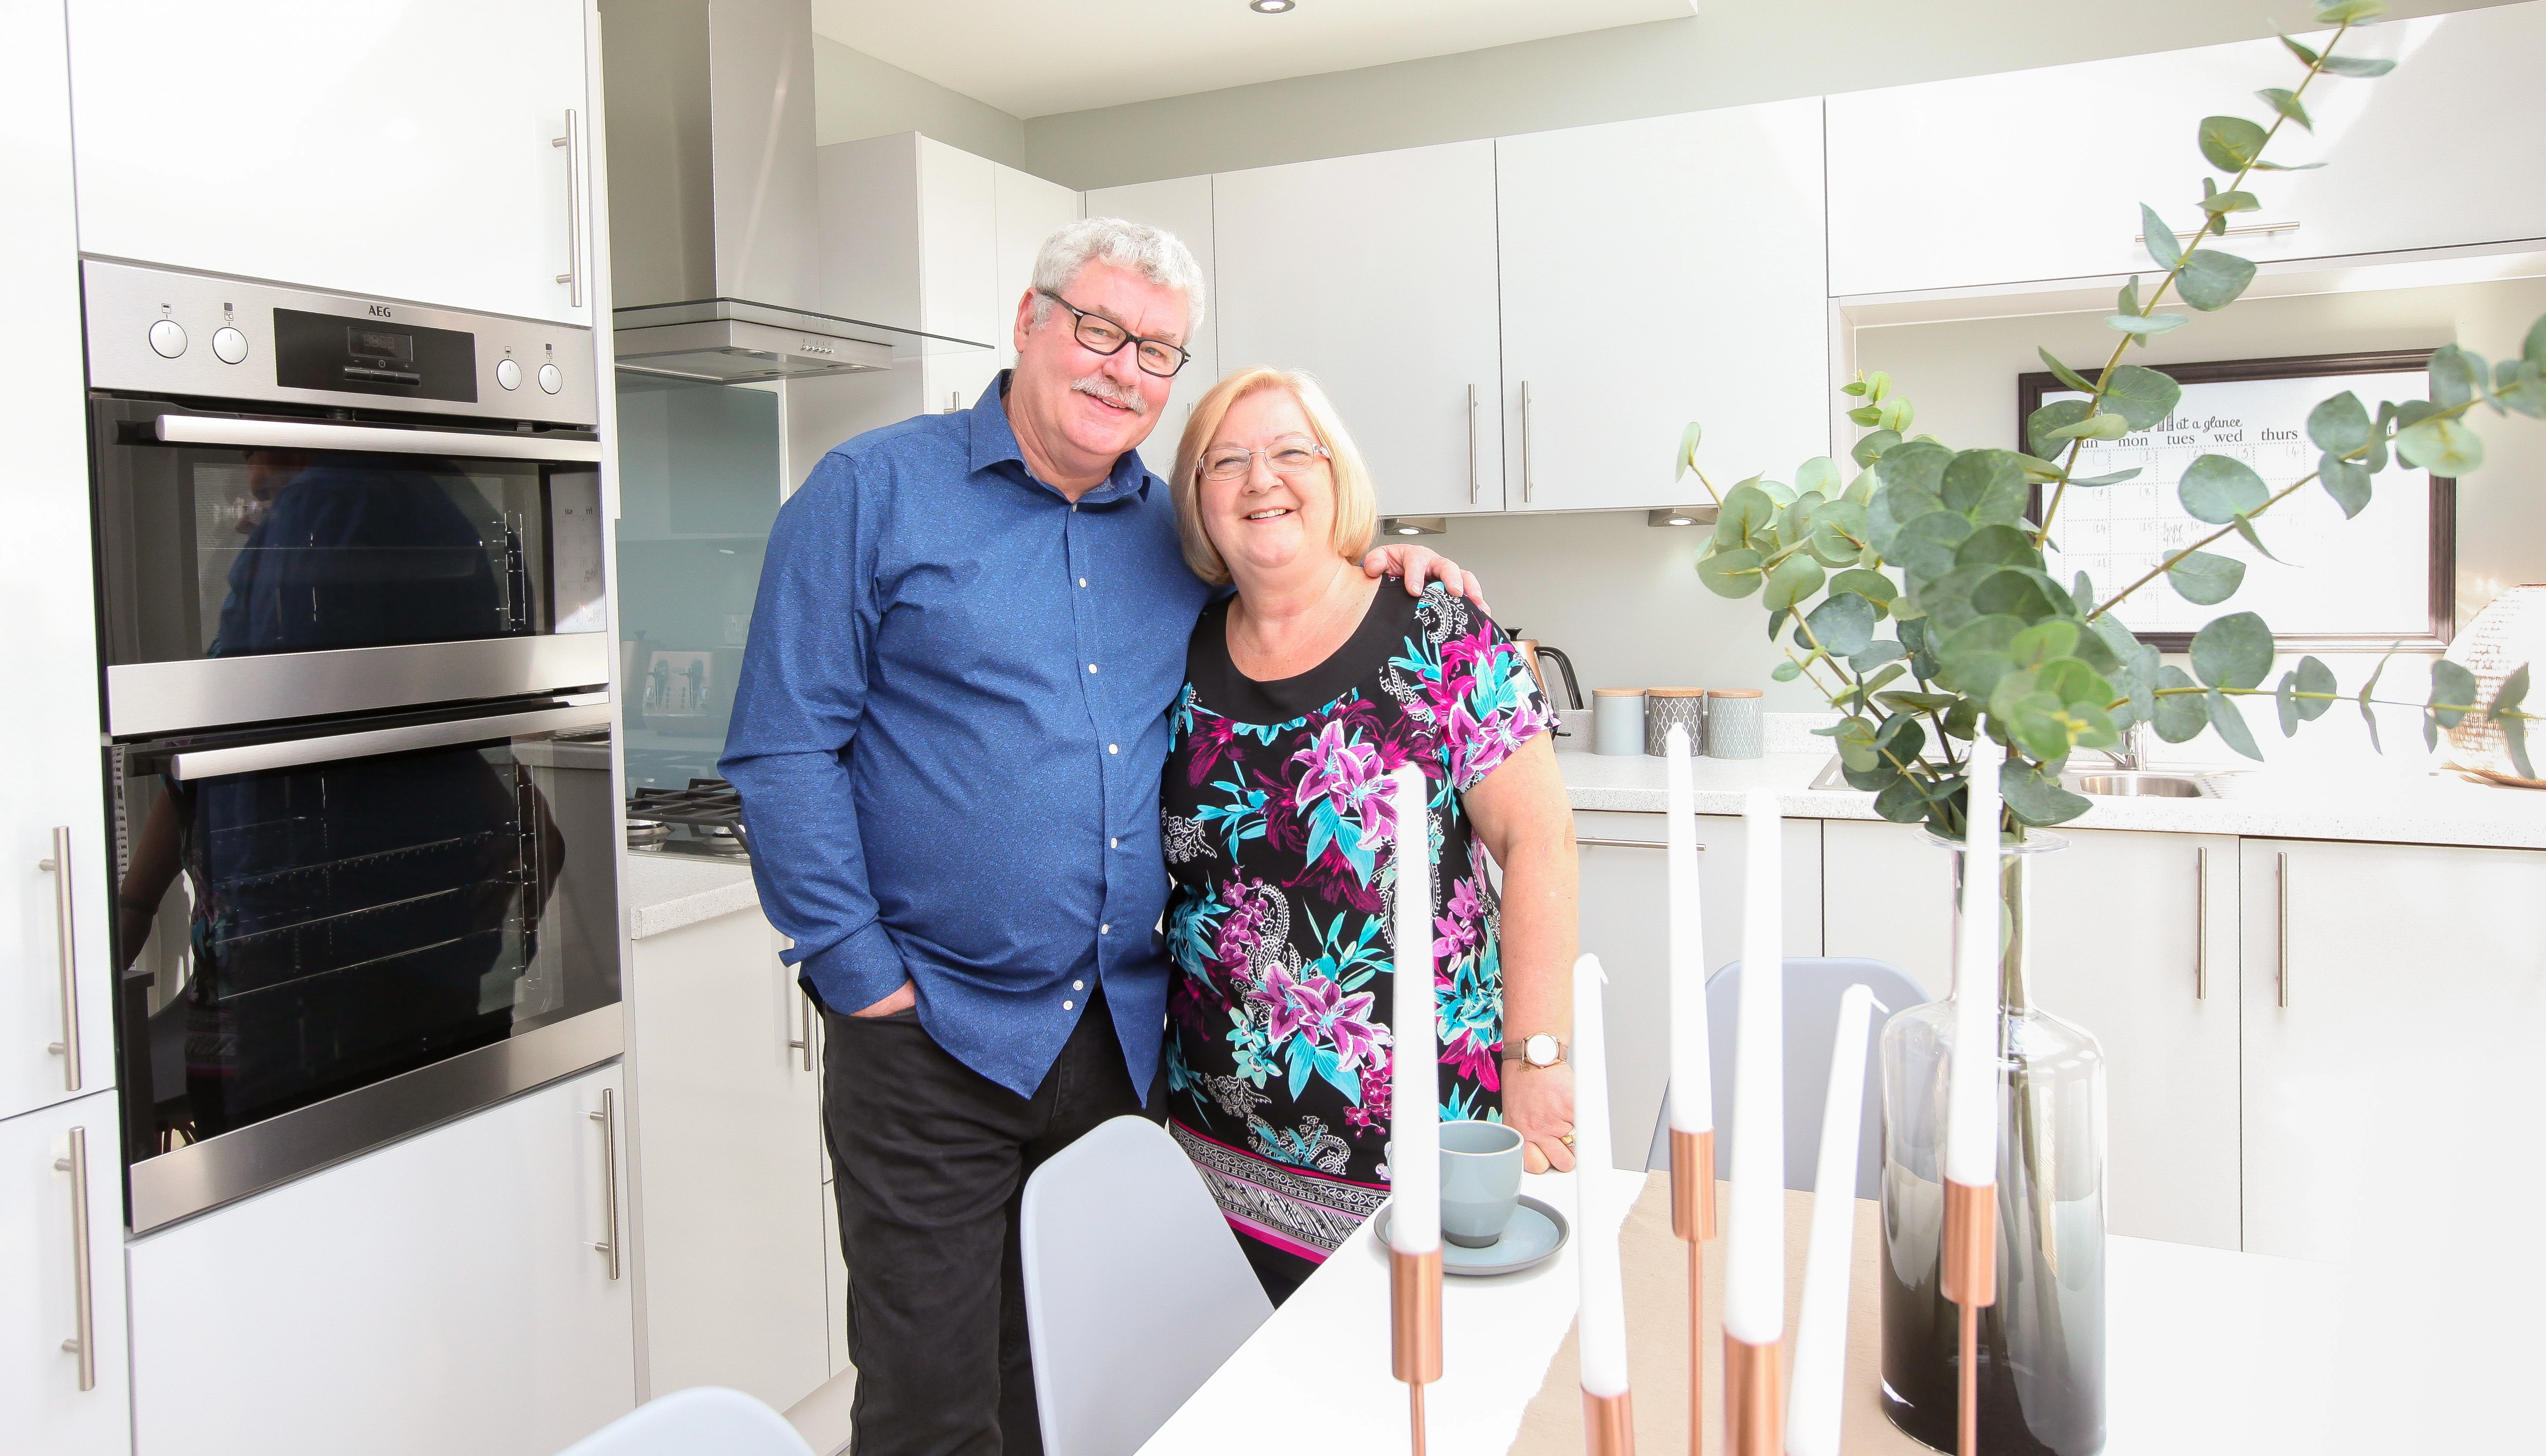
xmin=1373 ymin=1195 xmax=1571 ymax=1276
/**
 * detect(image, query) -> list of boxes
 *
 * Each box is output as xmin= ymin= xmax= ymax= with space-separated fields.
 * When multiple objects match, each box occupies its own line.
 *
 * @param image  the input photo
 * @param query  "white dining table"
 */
xmin=1133 ymin=1168 xmax=2359 ymax=1456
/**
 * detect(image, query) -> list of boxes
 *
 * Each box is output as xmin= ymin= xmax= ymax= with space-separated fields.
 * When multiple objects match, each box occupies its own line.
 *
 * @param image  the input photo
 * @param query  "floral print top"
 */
xmin=1160 ymin=581 xmax=1551 ymax=1267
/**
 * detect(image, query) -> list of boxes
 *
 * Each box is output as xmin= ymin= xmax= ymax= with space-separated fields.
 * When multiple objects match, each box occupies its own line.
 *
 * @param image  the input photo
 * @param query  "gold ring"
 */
xmin=1560 ymin=1134 xmax=1575 ymax=1146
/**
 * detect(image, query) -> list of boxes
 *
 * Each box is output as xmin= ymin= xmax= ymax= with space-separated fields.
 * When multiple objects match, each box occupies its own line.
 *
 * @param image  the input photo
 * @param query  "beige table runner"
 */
xmin=1511 ymin=1173 xmax=1929 ymax=1455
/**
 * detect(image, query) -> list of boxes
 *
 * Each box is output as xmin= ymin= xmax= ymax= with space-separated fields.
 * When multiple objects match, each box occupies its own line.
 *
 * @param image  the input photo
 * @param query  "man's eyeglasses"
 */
xmin=1201 ymin=435 xmax=1330 ymax=482
xmin=1037 ymin=290 xmax=1190 ymax=378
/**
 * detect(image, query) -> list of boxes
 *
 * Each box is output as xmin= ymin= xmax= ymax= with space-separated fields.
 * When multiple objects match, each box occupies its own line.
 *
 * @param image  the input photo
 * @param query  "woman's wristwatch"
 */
xmin=1499 ymin=1033 xmax=1568 ymax=1070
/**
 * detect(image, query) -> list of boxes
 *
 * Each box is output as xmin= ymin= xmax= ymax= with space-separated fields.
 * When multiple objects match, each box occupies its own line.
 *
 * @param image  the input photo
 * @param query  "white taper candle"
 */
xmin=1665 ymin=724 xmax=1712 ymax=1134
xmin=1787 ymin=983 xmax=1879 ymax=1456
xmin=1946 ymin=749 xmax=2003 ymax=1189
xmin=1723 ymin=788 xmax=1785 ymax=1345
xmin=1388 ymin=766 xmax=1440 ymax=1255
xmin=1571 ymin=953 xmax=1630 ymax=1397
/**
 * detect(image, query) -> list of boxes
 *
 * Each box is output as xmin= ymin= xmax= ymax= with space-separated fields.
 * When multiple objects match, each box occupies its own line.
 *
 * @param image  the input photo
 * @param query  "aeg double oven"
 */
xmin=85 ymin=261 xmax=620 ymax=1232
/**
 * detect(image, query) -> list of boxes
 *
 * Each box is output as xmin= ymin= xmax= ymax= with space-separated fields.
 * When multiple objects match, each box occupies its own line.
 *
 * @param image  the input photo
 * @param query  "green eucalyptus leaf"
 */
xmin=1807 ymin=499 xmax=1870 ymax=565
xmin=2396 ymin=415 xmax=2484 ymax=475
xmin=1970 ymin=567 xmax=2067 ymax=624
xmin=1763 ymin=553 xmax=1827 ymax=611
xmin=2008 ymin=620 xmax=2081 ymax=668
xmin=2255 ymin=86 xmax=2314 ymax=131
xmin=1874 ymin=439 xmax=1952 ymax=498
xmin=1911 ymin=564 xmax=1994 ymax=635
xmin=2103 ymin=364 xmax=2182 ymax=429
xmin=2428 ymin=344 xmax=2489 ymax=410
xmin=2201 ymin=189 xmax=2261 ymax=216
xmin=2279 ymin=33 xmax=2321 ymax=65
xmin=1675 ymin=421 xmax=1704 ymax=481
xmin=2358 ymin=645 xmax=2396 ymax=754
xmin=2118 ymin=275 xmax=2142 ymax=316
xmin=2109 ymin=313 xmax=2190 ymax=338
xmin=1847 ymin=405 xmax=1883 ymax=428
xmin=2039 ymin=348 xmax=2099 ymax=394
xmin=2153 ymin=665 xmax=2208 ymax=742
xmin=2294 ymin=654 xmax=2337 ymax=722
xmin=1877 ymin=397 xmax=1915 ymax=433
xmin=2504 ymin=715 xmax=2536 ymax=781
xmin=2317 ymin=54 xmax=2396 ymax=77
xmin=1873 ymin=774 xmax=1934 ymax=825
xmin=1868 ymin=372 xmax=1893 ymax=403
xmin=1941 ymin=699 xmax=1981 ymax=742
xmin=2169 ymin=550 xmax=2246 ymax=605
xmin=2197 ymin=115 xmax=2268 ymax=172
xmin=1833 ymin=715 xmax=1880 ymax=771
xmin=2249 ymin=159 xmax=2326 ymax=172
xmin=1768 ymin=606 xmax=1793 ymax=642
xmin=1696 ymin=546 xmax=1764 ymax=598
xmin=1829 ymin=567 xmax=1898 ymax=611
xmin=1760 ymin=479 xmax=1800 ymax=508
xmin=2027 ymin=399 xmax=2095 ymax=459
xmin=2177 ymin=249 xmax=2256 ymax=311
xmin=1713 ymin=483 xmax=1778 ymax=550
xmin=2178 ymin=453 xmax=2270 ymax=523
xmin=2526 ymin=313 xmax=2546 ymax=370
xmin=1891 ymin=511 xmax=1976 ymax=583
xmin=2068 ymin=468 xmax=2145 ymax=487
xmin=2229 ymin=513 xmax=2287 ymax=564
xmin=2306 ymin=391 xmax=2370 ymax=452
xmin=1941 ymin=450 xmax=2030 ymax=523
xmin=1875 ymin=690 xmax=1958 ymax=713
xmin=2429 ymin=658 xmax=2479 ymax=728
xmin=2494 ymin=359 xmax=2546 ymax=420
xmin=1804 ymin=589 xmax=1877 ymax=657
xmin=1779 ymin=492 xmax=1822 ymax=545
xmin=1993 ymin=681 xmax=2077 ymax=763
xmin=2041 ymin=658 xmax=2115 ymax=713
xmin=1850 ymin=429 xmax=1902 ymax=469
xmin=2312 ymin=1 xmax=2391 ymax=23
xmin=1955 ymin=523 xmax=2043 ymax=571
xmin=2492 ymin=662 xmax=2531 ymax=718
xmin=1772 ymin=658 xmax=1803 ymax=683
xmin=2002 ymin=762 xmax=2093 ymax=827
xmin=2208 ymin=688 xmax=2265 ymax=761
xmin=1851 ymin=638 xmax=1908 ymax=673
xmin=2191 ymin=610 xmax=2275 ymax=691
xmin=2138 ymin=205 xmax=2184 ymax=268
xmin=2275 ymin=670 xmax=2302 ymax=737
xmin=2047 ymin=412 xmax=2131 ymax=442
xmin=1796 ymin=457 xmax=1841 ymax=495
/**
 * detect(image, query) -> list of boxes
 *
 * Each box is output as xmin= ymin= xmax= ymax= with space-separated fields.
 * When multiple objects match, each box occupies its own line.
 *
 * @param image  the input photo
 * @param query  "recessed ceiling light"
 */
xmin=1249 ymin=0 xmax=1296 ymax=13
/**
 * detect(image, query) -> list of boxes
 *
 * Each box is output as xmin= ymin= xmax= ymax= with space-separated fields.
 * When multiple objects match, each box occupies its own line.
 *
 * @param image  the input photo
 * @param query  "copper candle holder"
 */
xmin=1582 ymin=1388 xmax=1637 ymax=1456
xmin=1722 ymin=1334 xmax=1782 ymax=1456
xmin=1941 ymin=1178 xmax=1998 ymax=1456
xmin=1391 ymin=1246 xmax=1442 ymax=1455
xmin=1670 ymin=1128 xmax=1715 ymax=1456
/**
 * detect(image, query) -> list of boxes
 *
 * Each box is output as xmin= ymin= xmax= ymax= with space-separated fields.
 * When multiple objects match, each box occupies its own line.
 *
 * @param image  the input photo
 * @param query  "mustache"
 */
xmin=1071 ymin=373 xmax=1149 ymax=415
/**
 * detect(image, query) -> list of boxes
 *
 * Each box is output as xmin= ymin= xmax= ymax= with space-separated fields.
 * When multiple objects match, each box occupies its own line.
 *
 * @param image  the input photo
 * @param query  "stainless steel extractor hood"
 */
xmin=599 ymin=0 xmax=986 ymax=381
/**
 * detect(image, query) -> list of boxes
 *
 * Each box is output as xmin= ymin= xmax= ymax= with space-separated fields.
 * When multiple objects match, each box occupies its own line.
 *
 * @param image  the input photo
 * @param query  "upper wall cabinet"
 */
xmin=1214 ymin=141 xmax=1505 ymax=517
xmin=67 ymin=0 xmax=595 ymax=324
xmin=1498 ymin=100 xmax=1831 ymax=512
xmin=1825 ymin=4 xmax=2546 ymax=297
xmin=1083 ymin=176 xmax=1221 ymax=449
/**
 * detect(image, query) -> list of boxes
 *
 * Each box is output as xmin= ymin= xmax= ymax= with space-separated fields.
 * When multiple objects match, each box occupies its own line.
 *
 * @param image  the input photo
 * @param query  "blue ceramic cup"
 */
xmin=1439 ymin=1120 xmax=1526 ymax=1248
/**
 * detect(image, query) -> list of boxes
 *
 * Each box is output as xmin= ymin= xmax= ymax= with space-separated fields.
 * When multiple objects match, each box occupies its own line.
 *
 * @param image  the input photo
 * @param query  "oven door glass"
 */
xmin=93 ymin=398 xmax=606 ymax=668
xmin=113 ymin=710 xmax=618 ymax=1166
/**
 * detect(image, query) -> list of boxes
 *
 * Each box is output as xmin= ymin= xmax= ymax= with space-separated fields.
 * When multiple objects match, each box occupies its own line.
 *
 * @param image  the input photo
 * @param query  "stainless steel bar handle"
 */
xmin=788 ymin=987 xmax=813 ymax=1071
xmin=2276 ymin=851 xmax=2291 ymax=1009
xmin=39 ymin=828 xmax=80 ymax=1090
xmin=2193 ymin=845 xmax=2209 ymax=1001
xmin=1519 ymin=380 xmax=1535 ymax=502
xmin=155 ymin=415 xmax=604 ymax=463
xmin=1466 ymin=384 xmax=1480 ymax=504
xmin=554 ymin=110 xmax=583 ymax=308
xmin=172 ymin=702 xmax=612 ymax=781
xmin=589 ymin=1088 xmax=621 ymax=1279
xmin=1575 ymin=837 xmax=1706 ymax=851
xmin=55 ymin=1127 xmax=96 ymax=1391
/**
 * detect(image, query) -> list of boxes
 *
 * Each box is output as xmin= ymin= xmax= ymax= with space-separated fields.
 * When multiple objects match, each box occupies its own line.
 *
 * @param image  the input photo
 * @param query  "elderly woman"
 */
xmin=1158 ymin=367 xmax=1580 ymax=1303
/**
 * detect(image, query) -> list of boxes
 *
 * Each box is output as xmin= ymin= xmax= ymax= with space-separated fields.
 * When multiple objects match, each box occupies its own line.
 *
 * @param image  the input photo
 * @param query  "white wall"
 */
xmin=811 ymin=35 xmax=1027 ymax=168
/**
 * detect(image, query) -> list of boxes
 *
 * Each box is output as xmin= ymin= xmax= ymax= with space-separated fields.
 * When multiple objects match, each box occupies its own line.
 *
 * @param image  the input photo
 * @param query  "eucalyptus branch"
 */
xmin=2136 ymin=684 xmax=2540 ymax=722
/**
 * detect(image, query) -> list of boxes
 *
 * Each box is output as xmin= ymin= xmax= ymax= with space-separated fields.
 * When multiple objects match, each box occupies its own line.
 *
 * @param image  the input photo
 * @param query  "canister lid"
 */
xmin=1591 ymin=687 xmax=1646 ymax=697
xmin=1706 ymin=688 xmax=1763 ymax=698
xmin=1647 ymin=687 xmax=1705 ymax=697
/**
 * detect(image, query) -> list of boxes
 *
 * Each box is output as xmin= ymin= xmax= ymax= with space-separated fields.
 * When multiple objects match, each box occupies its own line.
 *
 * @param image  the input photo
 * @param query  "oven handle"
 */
xmin=154 ymin=415 xmax=604 ymax=464
xmin=170 ymin=702 xmax=612 ymax=781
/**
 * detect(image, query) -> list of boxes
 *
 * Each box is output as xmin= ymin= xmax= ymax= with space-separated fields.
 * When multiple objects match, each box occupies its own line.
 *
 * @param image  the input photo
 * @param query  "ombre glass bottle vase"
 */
xmin=1879 ymin=830 xmax=2108 ymax=1456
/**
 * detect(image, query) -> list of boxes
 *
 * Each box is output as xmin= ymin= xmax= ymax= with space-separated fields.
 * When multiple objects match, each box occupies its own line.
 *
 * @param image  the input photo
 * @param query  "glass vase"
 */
xmin=1878 ymin=830 xmax=2108 ymax=1456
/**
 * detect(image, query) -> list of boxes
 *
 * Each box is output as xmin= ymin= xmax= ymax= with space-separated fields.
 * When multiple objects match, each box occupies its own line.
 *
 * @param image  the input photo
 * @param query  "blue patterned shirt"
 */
xmin=722 ymin=374 xmax=1212 ymax=1097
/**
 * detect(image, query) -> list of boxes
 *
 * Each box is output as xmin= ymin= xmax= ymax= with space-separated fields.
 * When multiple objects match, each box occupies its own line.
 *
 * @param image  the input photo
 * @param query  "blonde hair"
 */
xmin=1169 ymin=368 xmax=1377 ymax=587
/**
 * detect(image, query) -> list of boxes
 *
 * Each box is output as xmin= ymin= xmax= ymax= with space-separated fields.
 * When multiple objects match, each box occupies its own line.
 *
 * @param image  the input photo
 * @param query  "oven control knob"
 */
xmin=537 ymin=362 xmax=562 ymax=394
xmin=496 ymin=358 xmax=522 ymax=391
xmin=148 ymin=319 xmax=187 ymax=358
xmin=211 ymin=326 xmax=248 ymax=364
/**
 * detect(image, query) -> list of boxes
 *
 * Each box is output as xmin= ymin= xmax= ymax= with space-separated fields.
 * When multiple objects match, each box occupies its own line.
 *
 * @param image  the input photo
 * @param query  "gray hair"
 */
xmin=1030 ymin=216 xmax=1207 ymax=336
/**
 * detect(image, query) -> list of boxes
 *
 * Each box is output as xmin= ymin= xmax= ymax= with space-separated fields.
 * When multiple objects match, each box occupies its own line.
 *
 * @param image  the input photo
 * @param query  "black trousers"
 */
xmin=822 ymin=987 xmax=1152 ymax=1456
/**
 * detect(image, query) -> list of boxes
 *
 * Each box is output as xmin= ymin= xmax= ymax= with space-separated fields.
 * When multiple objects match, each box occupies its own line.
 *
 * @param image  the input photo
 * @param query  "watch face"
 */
xmin=1526 ymin=1033 xmax=1559 ymax=1066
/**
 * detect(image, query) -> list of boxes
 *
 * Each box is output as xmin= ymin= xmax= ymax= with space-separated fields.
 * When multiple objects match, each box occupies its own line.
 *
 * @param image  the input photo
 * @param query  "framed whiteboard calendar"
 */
xmin=2019 ymin=349 xmax=2454 ymax=653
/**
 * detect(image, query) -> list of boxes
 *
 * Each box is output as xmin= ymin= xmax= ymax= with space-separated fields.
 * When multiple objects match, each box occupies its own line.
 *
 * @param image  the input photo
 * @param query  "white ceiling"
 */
xmin=808 ymin=0 xmax=1698 ymax=118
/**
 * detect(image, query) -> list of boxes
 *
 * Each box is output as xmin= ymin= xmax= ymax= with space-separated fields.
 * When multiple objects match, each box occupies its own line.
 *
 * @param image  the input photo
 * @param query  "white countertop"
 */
xmin=623 ymin=853 xmax=760 ymax=939
xmin=1554 ymin=738 xmax=2546 ymax=850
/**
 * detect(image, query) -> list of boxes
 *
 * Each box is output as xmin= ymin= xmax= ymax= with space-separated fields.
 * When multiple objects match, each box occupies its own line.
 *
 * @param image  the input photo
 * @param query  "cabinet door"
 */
xmin=916 ymin=137 xmax=1005 ymax=416
xmin=2239 ymin=839 xmax=2546 ymax=1264
xmin=1497 ymin=102 xmax=1830 ymax=512
xmin=129 ymin=1065 xmax=636 ymax=1456
xmin=1214 ymin=141 xmax=1503 ymax=516
xmin=0 ymin=0 xmax=111 ymax=1122
xmin=68 ymin=0 xmax=593 ymax=323
xmin=1084 ymin=175 xmax=1222 ymax=445
xmin=0 ymin=1092 xmax=131 ymax=1456
xmin=626 ymin=910 xmax=830 ymax=1411
xmin=1826 ymin=8 xmax=2546 ymax=298
xmin=1575 ymin=809 xmax=1822 ymax=1168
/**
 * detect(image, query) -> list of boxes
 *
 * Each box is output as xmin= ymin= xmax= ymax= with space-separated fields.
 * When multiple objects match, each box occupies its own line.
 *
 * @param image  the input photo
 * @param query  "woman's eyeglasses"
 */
xmin=1201 ymin=435 xmax=1330 ymax=482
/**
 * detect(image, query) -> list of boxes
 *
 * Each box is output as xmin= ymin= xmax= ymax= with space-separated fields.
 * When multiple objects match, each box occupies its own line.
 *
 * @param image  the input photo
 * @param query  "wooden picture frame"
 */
xmin=2019 ymin=348 xmax=2454 ymax=653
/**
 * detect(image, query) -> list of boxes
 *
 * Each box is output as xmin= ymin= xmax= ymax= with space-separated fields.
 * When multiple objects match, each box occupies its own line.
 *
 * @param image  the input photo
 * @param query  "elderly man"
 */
xmin=722 ymin=217 xmax=1482 ymax=1455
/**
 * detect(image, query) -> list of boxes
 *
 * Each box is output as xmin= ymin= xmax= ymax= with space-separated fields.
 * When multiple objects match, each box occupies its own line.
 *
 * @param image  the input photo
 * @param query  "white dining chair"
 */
xmin=1020 ymin=1114 xmax=1275 ymax=1456
xmin=550 ymin=1385 xmax=816 ymax=1456
xmin=1644 ymin=956 xmax=1923 ymax=1200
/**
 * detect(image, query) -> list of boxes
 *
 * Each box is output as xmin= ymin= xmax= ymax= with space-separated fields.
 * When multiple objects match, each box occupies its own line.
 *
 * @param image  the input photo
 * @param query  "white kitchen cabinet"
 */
xmin=0 ymin=1093 xmax=131 ymax=1456
xmin=1825 ymin=5 xmax=2546 ymax=297
xmin=1825 ymin=819 xmax=2243 ymax=1248
xmin=1214 ymin=141 xmax=1504 ymax=517
xmin=1574 ymin=809 xmax=1823 ymax=1167
xmin=68 ymin=0 xmax=595 ymax=323
xmin=128 ymin=1064 xmax=636 ymax=1456
xmin=0 ymin=0 xmax=112 ymax=1123
xmin=2238 ymin=838 xmax=2546 ymax=1264
xmin=626 ymin=907 xmax=830 ymax=1412
xmin=1084 ymin=174 xmax=1222 ymax=447
xmin=1496 ymin=101 xmax=1830 ymax=511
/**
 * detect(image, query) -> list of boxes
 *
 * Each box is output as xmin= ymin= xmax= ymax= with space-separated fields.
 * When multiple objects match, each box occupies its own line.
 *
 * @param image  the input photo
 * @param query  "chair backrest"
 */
xmin=1644 ymin=956 xmax=1927 ymax=1201
xmin=551 ymin=1386 xmax=816 ymax=1456
xmin=1021 ymin=1115 xmax=1276 ymax=1456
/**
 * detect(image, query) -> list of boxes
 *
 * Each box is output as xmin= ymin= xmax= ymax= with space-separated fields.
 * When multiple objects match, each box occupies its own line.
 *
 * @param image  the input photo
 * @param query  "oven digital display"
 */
xmin=346 ymin=327 xmax=416 ymax=363
xmin=273 ymin=308 xmax=477 ymax=403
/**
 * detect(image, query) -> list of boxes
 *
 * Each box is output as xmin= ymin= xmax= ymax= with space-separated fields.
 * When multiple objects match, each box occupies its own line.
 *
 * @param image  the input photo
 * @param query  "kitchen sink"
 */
xmin=2061 ymin=771 xmax=2208 ymax=798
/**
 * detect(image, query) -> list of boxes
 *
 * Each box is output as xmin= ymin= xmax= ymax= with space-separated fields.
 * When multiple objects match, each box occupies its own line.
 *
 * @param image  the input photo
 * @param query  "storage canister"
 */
xmin=1592 ymin=689 xmax=1647 ymax=756
xmin=1704 ymin=688 xmax=1763 ymax=759
xmin=1644 ymin=688 xmax=1705 ymax=757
